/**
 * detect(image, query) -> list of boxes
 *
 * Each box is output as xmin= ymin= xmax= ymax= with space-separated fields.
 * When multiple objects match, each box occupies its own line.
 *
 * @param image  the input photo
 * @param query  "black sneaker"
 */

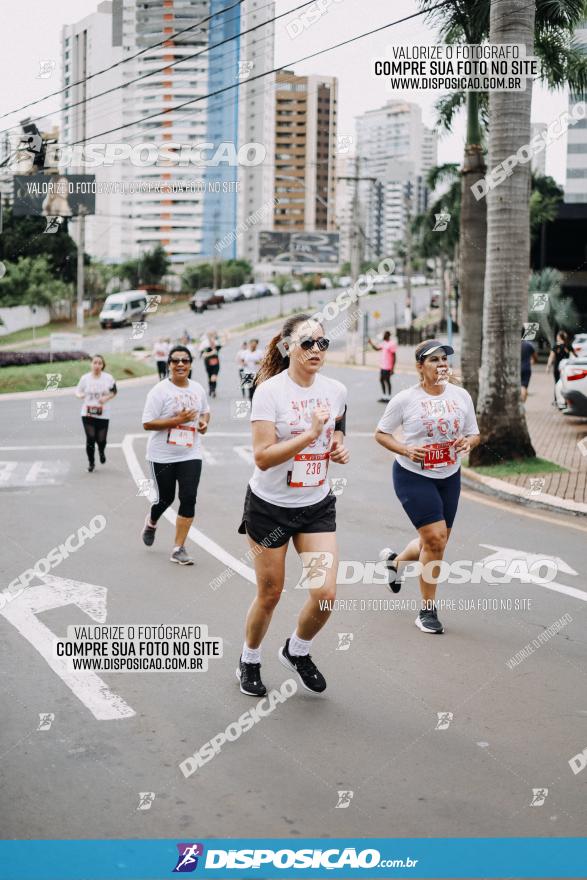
xmin=142 ymin=518 xmax=156 ymax=547
xmin=88 ymin=463 xmax=95 ymax=473
xmin=380 ymin=548 xmax=401 ymax=593
xmin=99 ymin=450 xmax=106 ymax=464
xmin=415 ymin=606 xmax=444 ymax=634
xmin=236 ymin=658 xmax=267 ymax=697
xmin=278 ymin=639 xmax=326 ymax=693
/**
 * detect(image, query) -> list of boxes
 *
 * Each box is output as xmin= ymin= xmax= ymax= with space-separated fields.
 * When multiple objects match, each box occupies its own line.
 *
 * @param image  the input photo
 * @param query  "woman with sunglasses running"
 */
xmin=75 ymin=355 xmax=117 ymax=473
xmin=375 ymin=339 xmax=480 ymax=634
xmin=236 ymin=314 xmax=349 ymax=696
xmin=141 ymin=345 xmax=210 ymax=565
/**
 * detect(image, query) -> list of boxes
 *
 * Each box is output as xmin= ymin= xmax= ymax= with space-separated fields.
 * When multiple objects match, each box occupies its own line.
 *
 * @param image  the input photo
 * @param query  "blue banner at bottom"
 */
xmin=0 ymin=838 xmax=585 ymax=879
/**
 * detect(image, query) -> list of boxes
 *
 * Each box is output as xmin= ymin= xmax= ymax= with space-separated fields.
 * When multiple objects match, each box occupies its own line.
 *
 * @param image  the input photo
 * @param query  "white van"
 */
xmin=99 ymin=290 xmax=148 ymax=328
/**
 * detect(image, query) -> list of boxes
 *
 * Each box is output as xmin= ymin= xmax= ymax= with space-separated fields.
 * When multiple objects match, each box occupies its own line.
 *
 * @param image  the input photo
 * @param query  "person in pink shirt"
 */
xmin=368 ymin=331 xmax=397 ymax=402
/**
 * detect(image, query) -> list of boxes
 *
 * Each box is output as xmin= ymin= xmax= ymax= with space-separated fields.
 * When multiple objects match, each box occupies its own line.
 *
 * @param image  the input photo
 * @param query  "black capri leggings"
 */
xmin=149 ymin=459 xmax=202 ymax=522
xmin=81 ymin=416 xmax=109 ymax=466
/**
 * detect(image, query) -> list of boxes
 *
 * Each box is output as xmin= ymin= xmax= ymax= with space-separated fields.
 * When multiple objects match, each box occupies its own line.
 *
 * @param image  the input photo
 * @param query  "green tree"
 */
xmin=220 ymin=259 xmax=252 ymax=287
xmin=530 ymin=173 xmax=564 ymax=240
xmin=0 ymin=205 xmax=78 ymax=284
xmin=182 ymin=262 xmax=214 ymax=291
xmin=418 ymin=0 xmax=587 ymax=406
xmin=0 ymin=255 xmax=72 ymax=307
xmin=140 ymin=245 xmax=170 ymax=285
xmin=528 ymin=267 xmax=579 ymax=340
xmin=471 ymin=0 xmax=537 ymax=465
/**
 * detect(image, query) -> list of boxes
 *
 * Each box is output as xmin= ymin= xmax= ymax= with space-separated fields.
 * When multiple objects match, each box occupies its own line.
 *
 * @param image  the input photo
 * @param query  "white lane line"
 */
xmin=233 ymin=445 xmax=255 ymax=465
xmin=0 ymin=574 xmax=135 ymax=721
xmin=122 ymin=434 xmax=256 ymax=585
xmin=201 ymin=447 xmax=219 ymax=466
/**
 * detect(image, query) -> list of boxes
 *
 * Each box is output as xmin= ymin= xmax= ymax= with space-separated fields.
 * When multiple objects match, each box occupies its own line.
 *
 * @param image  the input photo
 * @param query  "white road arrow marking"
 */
xmin=478 ymin=544 xmax=584 ymax=603
xmin=0 ymin=574 xmax=135 ymax=720
xmin=233 ymin=445 xmax=255 ymax=465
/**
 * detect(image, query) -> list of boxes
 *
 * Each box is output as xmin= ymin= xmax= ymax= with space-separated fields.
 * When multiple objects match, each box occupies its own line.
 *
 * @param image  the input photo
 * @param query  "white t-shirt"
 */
xmin=153 ymin=341 xmax=170 ymax=361
xmin=249 ymin=370 xmax=347 ymax=507
xmin=142 ymin=378 xmax=210 ymax=463
xmin=241 ymin=348 xmax=264 ymax=376
xmin=376 ymin=382 xmax=479 ymax=479
xmin=77 ymin=372 xmax=116 ymax=419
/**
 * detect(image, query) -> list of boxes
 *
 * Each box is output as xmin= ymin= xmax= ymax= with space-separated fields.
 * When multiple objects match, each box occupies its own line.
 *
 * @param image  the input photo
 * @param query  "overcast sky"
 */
xmin=0 ymin=0 xmax=571 ymax=185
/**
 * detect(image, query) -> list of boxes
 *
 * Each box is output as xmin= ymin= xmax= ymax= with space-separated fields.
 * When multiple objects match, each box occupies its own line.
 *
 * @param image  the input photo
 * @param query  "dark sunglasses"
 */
xmin=169 ymin=357 xmax=191 ymax=365
xmin=299 ymin=336 xmax=330 ymax=352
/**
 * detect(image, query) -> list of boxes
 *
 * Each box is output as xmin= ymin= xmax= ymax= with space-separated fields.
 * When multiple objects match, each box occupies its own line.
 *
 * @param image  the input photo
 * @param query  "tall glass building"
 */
xmin=201 ymin=0 xmax=241 ymax=258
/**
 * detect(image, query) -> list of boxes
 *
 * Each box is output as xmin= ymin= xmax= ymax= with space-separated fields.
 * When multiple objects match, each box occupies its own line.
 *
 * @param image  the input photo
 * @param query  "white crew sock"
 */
xmin=242 ymin=642 xmax=261 ymax=664
xmin=288 ymin=631 xmax=313 ymax=657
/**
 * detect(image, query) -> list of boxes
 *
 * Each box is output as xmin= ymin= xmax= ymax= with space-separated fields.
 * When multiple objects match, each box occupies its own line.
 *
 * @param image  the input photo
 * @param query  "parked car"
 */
xmin=266 ymin=283 xmax=279 ymax=296
xmin=239 ymin=283 xmax=258 ymax=299
xmin=559 ymin=357 xmax=587 ymax=416
xmin=100 ymin=290 xmax=148 ymax=328
xmin=254 ymin=283 xmax=272 ymax=298
xmin=338 ymin=275 xmax=352 ymax=287
xmin=571 ymin=333 xmax=587 ymax=358
xmin=284 ymin=279 xmax=303 ymax=293
xmin=216 ymin=286 xmax=243 ymax=302
xmin=189 ymin=288 xmax=223 ymax=313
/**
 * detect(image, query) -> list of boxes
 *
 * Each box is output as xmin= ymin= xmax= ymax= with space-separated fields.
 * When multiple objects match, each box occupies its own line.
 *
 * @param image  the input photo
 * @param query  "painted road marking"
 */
xmin=479 ymin=545 xmax=585 ymax=603
xmin=0 ymin=444 xmax=124 ymax=451
xmin=0 ymin=460 xmax=69 ymax=487
xmin=122 ymin=434 xmax=256 ymax=585
xmin=233 ymin=445 xmax=255 ymax=465
xmin=0 ymin=574 xmax=135 ymax=721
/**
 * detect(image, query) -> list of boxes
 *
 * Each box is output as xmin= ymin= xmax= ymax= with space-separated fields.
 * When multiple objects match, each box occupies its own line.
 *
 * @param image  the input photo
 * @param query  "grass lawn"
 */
xmin=0 ymin=319 xmax=101 ymax=346
xmin=0 ymin=354 xmax=154 ymax=394
xmin=465 ymin=457 xmax=566 ymax=478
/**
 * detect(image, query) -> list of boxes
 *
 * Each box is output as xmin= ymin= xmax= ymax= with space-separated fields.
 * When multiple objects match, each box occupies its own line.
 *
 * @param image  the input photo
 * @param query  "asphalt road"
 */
xmin=1 ymin=330 xmax=586 ymax=842
xmin=80 ymin=284 xmax=435 ymax=355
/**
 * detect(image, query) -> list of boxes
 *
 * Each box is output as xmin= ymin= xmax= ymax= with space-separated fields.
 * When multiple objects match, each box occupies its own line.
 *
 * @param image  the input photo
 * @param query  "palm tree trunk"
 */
xmin=470 ymin=0 xmax=536 ymax=465
xmin=459 ymin=92 xmax=486 ymax=407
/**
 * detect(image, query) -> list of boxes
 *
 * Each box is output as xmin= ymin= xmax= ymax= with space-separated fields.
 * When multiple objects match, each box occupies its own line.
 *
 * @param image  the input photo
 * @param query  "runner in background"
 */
xmin=200 ymin=330 xmax=222 ymax=398
xmin=546 ymin=330 xmax=574 ymax=404
xmin=521 ymin=330 xmax=538 ymax=403
xmin=236 ymin=314 xmax=349 ymax=697
xmin=241 ymin=338 xmax=264 ymax=401
xmin=236 ymin=341 xmax=249 ymax=398
xmin=153 ymin=337 xmax=170 ymax=380
xmin=368 ymin=330 xmax=397 ymax=402
xmin=375 ymin=339 xmax=480 ymax=634
xmin=141 ymin=345 xmax=210 ymax=565
xmin=75 ymin=355 xmax=117 ymax=473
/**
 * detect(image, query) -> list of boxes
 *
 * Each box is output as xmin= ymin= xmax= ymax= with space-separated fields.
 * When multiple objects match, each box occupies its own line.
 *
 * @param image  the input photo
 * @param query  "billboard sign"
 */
xmin=13 ymin=174 xmax=96 ymax=217
xmin=258 ymin=231 xmax=339 ymax=264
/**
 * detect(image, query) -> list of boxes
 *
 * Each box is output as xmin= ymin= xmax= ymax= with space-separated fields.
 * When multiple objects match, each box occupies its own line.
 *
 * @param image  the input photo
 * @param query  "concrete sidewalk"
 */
xmin=330 ymin=344 xmax=587 ymax=513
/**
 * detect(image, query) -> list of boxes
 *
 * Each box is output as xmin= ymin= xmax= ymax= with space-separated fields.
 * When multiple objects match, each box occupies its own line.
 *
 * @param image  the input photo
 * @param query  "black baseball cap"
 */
xmin=416 ymin=340 xmax=455 ymax=362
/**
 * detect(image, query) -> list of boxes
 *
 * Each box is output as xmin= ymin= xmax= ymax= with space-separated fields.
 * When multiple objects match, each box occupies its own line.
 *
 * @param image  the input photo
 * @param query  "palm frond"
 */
xmin=426 ymin=163 xmax=460 ymax=190
xmin=434 ymin=92 xmax=467 ymax=132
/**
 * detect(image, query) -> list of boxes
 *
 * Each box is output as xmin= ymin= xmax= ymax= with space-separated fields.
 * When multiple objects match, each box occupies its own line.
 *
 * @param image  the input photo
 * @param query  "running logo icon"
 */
xmin=132 ymin=321 xmax=148 ymax=340
xmin=37 ymin=713 xmax=55 ymax=731
xmin=531 ymin=293 xmax=549 ymax=312
xmin=433 ymin=210 xmax=451 ymax=231
xmin=530 ymin=788 xmax=548 ymax=806
xmin=336 ymin=632 xmax=354 ymax=651
xmin=335 ymin=790 xmax=354 ymax=809
xmin=435 ymin=712 xmax=453 ymax=730
xmin=295 ymin=552 xmax=334 ymax=589
xmin=173 ymin=843 xmax=204 ymax=872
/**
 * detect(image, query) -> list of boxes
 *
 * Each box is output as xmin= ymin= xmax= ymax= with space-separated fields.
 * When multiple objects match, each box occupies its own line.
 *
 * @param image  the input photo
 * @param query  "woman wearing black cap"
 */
xmin=374 ymin=339 xmax=480 ymax=634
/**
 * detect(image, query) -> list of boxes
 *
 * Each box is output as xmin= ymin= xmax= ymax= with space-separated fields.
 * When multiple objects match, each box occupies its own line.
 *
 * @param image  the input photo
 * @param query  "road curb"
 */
xmin=0 ymin=372 xmax=158 ymax=401
xmin=461 ymin=467 xmax=587 ymax=517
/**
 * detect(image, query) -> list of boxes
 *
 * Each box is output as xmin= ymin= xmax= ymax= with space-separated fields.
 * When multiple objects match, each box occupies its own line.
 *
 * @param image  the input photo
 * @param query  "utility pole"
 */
xmin=403 ymin=179 xmax=413 ymax=328
xmin=76 ymin=29 xmax=87 ymax=331
xmin=338 ymin=156 xmax=376 ymax=364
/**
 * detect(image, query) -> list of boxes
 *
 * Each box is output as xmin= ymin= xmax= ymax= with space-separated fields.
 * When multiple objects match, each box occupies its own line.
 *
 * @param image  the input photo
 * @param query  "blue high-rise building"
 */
xmin=202 ymin=0 xmax=241 ymax=259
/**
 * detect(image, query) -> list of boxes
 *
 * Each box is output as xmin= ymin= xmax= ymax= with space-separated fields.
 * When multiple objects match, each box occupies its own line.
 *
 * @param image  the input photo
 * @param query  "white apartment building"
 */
xmin=355 ymin=100 xmax=437 ymax=260
xmin=566 ymin=20 xmax=587 ymax=203
xmin=62 ymin=1 xmax=124 ymax=262
xmin=236 ymin=0 xmax=276 ymax=263
xmin=118 ymin=0 xmax=210 ymax=265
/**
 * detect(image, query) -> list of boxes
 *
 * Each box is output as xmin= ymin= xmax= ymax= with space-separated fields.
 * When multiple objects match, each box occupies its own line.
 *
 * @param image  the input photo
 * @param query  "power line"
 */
xmin=0 ymin=0 xmax=247 ymax=123
xmin=63 ymin=3 xmax=451 ymax=149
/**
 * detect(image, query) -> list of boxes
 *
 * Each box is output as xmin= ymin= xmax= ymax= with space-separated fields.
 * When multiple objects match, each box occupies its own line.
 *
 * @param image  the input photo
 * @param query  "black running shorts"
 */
xmin=238 ymin=485 xmax=336 ymax=548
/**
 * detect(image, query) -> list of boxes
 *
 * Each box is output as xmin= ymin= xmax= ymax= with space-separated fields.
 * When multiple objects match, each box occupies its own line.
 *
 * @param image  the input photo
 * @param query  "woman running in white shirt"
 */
xmin=241 ymin=338 xmax=264 ymax=401
xmin=141 ymin=345 xmax=210 ymax=565
xmin=75 ymin=355 xmax=117 ymax=473
xmin=375 ymin=339 xmax=480 ymax=634
xmin=236 ymin=314 xmax=350 ymax=696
